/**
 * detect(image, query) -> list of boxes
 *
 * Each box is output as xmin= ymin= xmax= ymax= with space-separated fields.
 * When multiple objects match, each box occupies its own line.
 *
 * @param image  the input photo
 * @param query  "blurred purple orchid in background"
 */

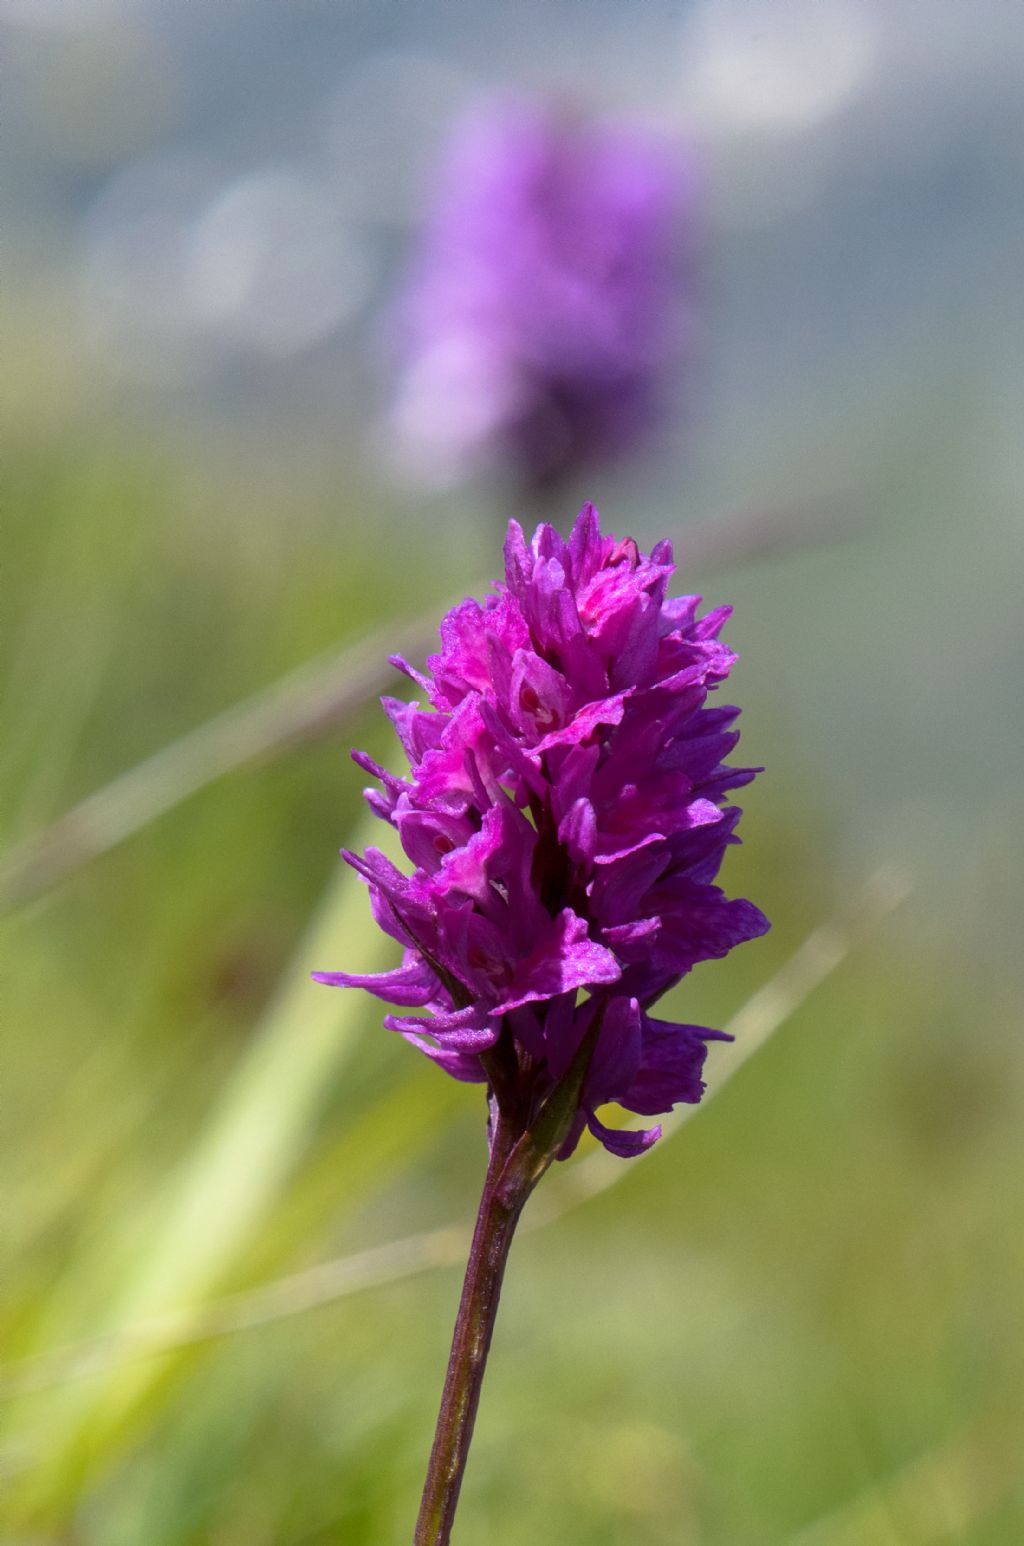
xmin=389 ymin=100 xmax=698 ymax=496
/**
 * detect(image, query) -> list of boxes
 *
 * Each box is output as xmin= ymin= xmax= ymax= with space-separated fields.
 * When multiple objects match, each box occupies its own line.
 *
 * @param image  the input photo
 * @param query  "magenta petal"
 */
xmin=310 ymin=957 xmax=437 ymax=1006
xmin=492 ymin=909 xmax=620 ymax=1014
xmin=396 ymin=806 xmax=474 ymax=873
xmin=509 ymin=648 xmax=571 ymax=739
xmin=384 ymin=1007 xmax=499 ymax=1051
xmin=401 ymin=1033 xmax=488 ymax=1083
xmin=621 ymin=1016 xmax=713 ymax=1113
xmin=601 ymin=917 xmax=660 ymax=951
xmin=551 ymin=742 xmax=600 ymax=816
xmin=587 ymin=1109 xmax=661 ymax=1158
xmin=566 ymin=502 xmax=603 ymax=587
xmin=388 ymin=654 xmax=434 ymax=696
xmin=585 ymin=996 xmax=642 ymax=1102
xmin=558 ymin=797 xmax=597 ymax=868
xmin=534 ymin=691 xmax=631 ymax=753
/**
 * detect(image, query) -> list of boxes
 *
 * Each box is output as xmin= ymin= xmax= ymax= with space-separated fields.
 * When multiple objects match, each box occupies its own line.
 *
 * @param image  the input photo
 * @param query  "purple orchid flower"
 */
xmin=316 ymin=503 xmax=767 ymax=1156
xmin=317 ymin=503 xmax=767 ymax=1544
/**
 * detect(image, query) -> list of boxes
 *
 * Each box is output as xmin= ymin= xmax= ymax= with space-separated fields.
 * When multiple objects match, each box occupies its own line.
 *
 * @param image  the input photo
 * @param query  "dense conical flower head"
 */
xmin=390 ymin=97 xmax=697 ymax=494
xmin=315 ymin=505 xmax=768 ymax=1157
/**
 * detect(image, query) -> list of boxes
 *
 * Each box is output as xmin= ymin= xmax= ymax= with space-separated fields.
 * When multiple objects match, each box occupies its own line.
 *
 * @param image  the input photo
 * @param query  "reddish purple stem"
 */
xmin=413 ymin=1109 xmax=527 ymax=1546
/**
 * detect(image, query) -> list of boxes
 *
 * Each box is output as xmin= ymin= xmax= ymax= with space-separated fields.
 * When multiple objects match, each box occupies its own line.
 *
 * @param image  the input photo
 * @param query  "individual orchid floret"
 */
xmin=315 ymin=503 xmax=767 ymax=1158
xmin=389 ymin=98 xmax=698 ymax=495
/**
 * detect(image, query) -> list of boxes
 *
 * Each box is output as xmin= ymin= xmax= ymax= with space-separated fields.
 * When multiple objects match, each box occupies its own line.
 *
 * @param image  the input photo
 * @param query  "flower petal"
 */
xmin=401 ymin=1033 xmax=488 ymax=1083
xmin=310 ymin=955 xmax=437 ymax=1006
xmin=587 ymin=1109 xmax=661 ymax=1158
xmin=492 ymin=909 xmax=620 ymax=1014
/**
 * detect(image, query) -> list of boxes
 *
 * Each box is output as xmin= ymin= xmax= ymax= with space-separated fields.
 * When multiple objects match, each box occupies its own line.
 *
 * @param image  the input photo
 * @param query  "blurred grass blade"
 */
xmin=1 ymin=1229 xmax=473 ymax=1401
xmin=1 ymin=819 xmax=392 ymax=1509
xmin=0 ymin=865 xmax=909 ymax=1400
xmin=0 ymin=498 xmax=846 ymax=912
xmin=0 ymin=613 xmax=430 ymax=910
xmin=785 ymin=1411 xmax=1021 ymax=1546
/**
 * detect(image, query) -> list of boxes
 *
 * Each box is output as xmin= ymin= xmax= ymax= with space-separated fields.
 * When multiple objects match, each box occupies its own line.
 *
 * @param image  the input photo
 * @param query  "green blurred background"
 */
xmin=3 ymin=3 xmax=1023 ymax=1543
